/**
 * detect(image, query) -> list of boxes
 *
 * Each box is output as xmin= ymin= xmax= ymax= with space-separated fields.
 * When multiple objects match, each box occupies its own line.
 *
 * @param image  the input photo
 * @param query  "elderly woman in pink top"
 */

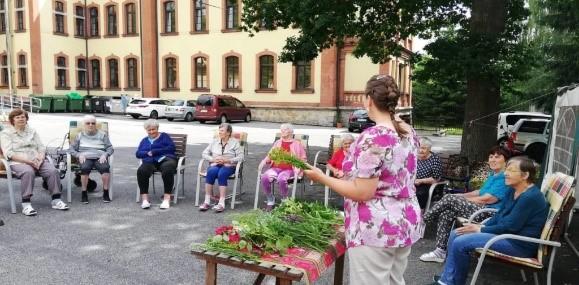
xmin=305 ymin=75 xmax=421 ymax=285
xmin=260 ymin=123 xmax=307 ymax=211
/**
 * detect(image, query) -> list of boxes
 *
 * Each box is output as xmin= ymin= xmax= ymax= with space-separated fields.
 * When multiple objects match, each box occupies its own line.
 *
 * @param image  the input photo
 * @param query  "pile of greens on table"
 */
xmin=191 ymin=199 xmax=343 ymax=261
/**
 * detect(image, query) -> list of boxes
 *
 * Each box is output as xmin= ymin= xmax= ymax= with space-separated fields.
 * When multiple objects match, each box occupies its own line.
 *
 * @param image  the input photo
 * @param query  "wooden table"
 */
xmin=191 ymin=248 xmax=345 ymax=285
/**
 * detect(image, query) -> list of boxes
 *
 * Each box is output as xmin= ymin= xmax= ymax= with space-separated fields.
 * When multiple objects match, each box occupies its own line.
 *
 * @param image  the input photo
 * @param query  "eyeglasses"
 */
xmin=85 ymin=122 xmax=96 ymax=125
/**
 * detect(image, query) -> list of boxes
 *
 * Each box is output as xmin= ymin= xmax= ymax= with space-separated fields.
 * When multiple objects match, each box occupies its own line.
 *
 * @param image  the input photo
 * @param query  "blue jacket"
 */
xmin=481 ymin=185 xmax=548 ymax=256
xmin=135 ymin=132 xmax=176 ymax=164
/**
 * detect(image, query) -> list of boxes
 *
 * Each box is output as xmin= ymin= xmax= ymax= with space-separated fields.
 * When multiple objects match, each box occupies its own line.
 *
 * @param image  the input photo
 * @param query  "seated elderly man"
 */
xmin=415 ymin=137 xmax=443 ymax=209
xmin=69 ymin=115 xmax=114 ymax=204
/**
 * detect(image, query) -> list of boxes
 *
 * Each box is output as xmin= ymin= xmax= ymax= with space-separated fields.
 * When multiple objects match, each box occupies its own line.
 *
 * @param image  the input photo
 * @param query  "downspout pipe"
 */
xmin=85 ymin=0 xmax=89 ymax=97
xmin=334 ymin=45 xmax=341 ymax=127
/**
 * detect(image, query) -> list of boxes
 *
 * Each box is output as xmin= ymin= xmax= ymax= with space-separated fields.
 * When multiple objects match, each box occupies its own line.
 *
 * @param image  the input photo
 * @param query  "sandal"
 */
xmin=22 ymin=205 xmax=37 ymax=216
xmin=199 ymin=203 xmax=211 ymax=211
xmin=212 ymin=204 xmax=225 ymax=213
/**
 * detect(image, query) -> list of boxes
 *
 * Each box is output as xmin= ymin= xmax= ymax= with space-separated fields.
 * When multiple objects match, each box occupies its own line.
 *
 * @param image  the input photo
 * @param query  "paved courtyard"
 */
xmin=0 ymin=113 xmax=576 ymax=285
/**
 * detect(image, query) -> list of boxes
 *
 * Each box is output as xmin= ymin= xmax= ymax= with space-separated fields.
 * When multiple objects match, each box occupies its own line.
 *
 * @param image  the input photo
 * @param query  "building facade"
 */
xmin=0 ymin=0 xmax=413 ymax=126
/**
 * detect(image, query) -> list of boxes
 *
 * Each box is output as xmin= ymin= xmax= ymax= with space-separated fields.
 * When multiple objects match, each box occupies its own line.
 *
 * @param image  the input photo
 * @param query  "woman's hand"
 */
xmin=98 ymin=154 xmax=107 ymax=164
xmin=147 ymin=151 xmax=153 ymax=157
xmin=336 ymin=170 xmax=345 ymax=179
xmin=303 ymin=164 xmax=325 ymax=183
xmin=78 ymin=155 xmax=86 ymax=164
xmin=456 ymin=223 xmax=482 ymax=235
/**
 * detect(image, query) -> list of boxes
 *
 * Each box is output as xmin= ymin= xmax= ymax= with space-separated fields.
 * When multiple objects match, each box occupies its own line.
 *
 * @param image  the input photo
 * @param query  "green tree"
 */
xmin=242 ymin=0 xmax=529 ymax=161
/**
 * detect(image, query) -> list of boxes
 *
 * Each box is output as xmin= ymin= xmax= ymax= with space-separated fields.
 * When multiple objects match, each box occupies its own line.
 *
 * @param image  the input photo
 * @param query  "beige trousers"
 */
xmin=348 ymin=245 xmax=411 ymax=285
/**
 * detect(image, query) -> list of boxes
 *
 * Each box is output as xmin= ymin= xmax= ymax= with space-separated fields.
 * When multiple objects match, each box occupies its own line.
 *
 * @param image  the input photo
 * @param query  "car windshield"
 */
xmin=171 ymin=100 xmax=185 ymax=106
xmin=197 ymin=96 xmax=213 ymax=106
xmin=353 ymin=110 xmax=367 ymax=116
xmin=130 ymin=99 xmax=147 ymax=104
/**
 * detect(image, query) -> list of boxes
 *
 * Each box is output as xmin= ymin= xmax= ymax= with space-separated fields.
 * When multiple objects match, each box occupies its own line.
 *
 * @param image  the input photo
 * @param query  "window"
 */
xmin=89 ymin=7 xmax=99 ymax=37
xmin=164 ymin=1 xmax=176 ymax=33
xmin=259 ymin=55 xmax=274 ymax=89
xmin=54 ymin=1 xmax=66 ymax=34
xmin=224 ymin=0 xmax=238 ymax=29
xmin=194 ymin=57 xmax=207 ymax=89
xmin=15 ymin=0 xmax=25 ymax=31
xmin=91 ymin=59 xmax=101 ymax=88
xmin=193 ymin=0 xmax=206 ymax=32
xmin=56 ymin=56 xmax=67 ymax=88
xmin=75 ymin=6 xmax=85 ymax=37
xmin=125 ymin=3 xmax=137 ymax=35
xmin=77 ymin=58 xmax=87 ymax=88
xmin=165 ymin=57 xmax=177 ymax=88
xmin=106 ymin=5 xmax=117 ymax=36
xmin=0 ymin=55 xmax=8 ymax=86
xmin=127 ymin=58 xmax=138 ymax=88
xmin=225 ymin=56 xmax=239 ymax=89
xmin=108 ymin=59 xmax=119 ymax=88
xmin=0 ymin=3 xmax=5 ymax=33
xmin=295 ymin=60 xmax=311 ymax=90
xmin=18 ymin=54 xmax=27 ymax=87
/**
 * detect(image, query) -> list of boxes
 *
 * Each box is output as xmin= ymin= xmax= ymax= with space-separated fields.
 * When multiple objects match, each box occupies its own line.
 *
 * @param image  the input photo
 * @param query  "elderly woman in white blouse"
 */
xmin=199 ymin=123 xmax=243 ymax=213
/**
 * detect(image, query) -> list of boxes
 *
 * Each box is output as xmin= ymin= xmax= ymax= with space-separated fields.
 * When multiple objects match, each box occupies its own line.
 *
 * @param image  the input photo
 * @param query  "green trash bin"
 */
xmin=31 ymin=96 xmax=53 ymax=112
xmin=66 ymin=92 xmax=84 ymax=112
xmin=51 ymin=95 xmax=69 ymax=112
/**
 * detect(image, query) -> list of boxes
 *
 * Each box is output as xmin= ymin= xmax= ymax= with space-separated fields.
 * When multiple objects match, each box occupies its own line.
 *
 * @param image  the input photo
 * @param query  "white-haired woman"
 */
xmin=69 ymin=115 xmax=114 ymax=204
xmin=135 ymin=119 xmax=176 ymax=210
xmin=415 ymin=137 xmax=443 ymax=209
xmin=260 ymin=123 xmax=307 ymax=211
xmin=327 ymin=134 xmax=355 ymax=178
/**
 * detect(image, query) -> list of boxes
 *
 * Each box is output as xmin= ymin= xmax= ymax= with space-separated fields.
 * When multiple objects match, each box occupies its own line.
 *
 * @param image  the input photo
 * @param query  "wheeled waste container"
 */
xmin=51 ymin=95 xmax=69 ymax=112
xmin=66 ymin=92 xmax=84 ymax=112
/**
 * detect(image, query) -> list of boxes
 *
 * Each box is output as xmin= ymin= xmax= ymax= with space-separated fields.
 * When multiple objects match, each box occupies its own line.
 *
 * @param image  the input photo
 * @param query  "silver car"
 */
xmin=506 ymin=118 xmax=550 ymax=163
xmin=165 ymin=100 xmax=196 ymax=122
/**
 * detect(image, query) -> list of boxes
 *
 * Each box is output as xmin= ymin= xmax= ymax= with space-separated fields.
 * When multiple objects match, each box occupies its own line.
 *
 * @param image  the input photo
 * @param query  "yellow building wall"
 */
xmin=343 ymin=54 xmax=380 ymax=92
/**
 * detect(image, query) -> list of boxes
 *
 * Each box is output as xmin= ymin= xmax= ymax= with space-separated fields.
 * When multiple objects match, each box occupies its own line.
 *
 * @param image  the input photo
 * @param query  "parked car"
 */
xmin=497 ymin=111 xmax=550 ymax=144
xmin=348 ymin=109 xmax=375 ymax=132
xmin=126 ymin=98 xmax=172 ymax=119
xmin=194 ymin=94 xmax=251 ymax=124
xmin=165 ymin=100 xmax=196 ymax=122
xmin=506 ymin=118 xmax=550 ymax=163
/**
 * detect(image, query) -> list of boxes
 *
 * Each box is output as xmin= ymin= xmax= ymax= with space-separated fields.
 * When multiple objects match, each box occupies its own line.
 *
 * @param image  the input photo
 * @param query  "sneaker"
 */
xmin=141 ymin=200 xmax=151 ymax=209
xmin=212 ymin=204 xmax=225 ymax=213
xmin=419 ymin=250 xmax=446 ymax=263
xmin=160 ymin=200 xmax=170 ymax=210
xmin=81 ymin=192 xmax=89 ymax=204
xmin=22 ymin=205 xmax=37 ymax=216
xmin=199 ymin=202 xmax=211 ymax=211
xmin=51 ymin=200 xmax=70 ymax=211
xmin=102 ymin=191 xmax=111 ymax=203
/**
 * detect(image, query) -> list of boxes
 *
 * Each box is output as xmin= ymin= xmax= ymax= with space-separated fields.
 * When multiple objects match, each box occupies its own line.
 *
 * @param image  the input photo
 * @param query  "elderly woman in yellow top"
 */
xmin=0 ymin=109 xmax=69 ymax=216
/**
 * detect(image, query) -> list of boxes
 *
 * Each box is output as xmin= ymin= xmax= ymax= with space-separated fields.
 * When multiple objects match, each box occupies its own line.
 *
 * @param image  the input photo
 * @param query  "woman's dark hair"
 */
xmin=488 ymin=145 xmax=510 ymax=160
xmin=508 ymin=156 xmax=537 ymax=183
xmin=8 ymin=108 xmax=28 ymax=125
xmin=365 ymin=74 xmax=408 ymax=137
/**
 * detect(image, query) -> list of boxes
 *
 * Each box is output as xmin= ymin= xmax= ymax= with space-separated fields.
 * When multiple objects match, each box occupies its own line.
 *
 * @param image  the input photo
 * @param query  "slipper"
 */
xmin=22 ymin=205 xmax=37 ymax=216
xmin=212 ymin=204 xmax=225 ymax=213
xmin=199 ymin=203 xmax=211 ymax=211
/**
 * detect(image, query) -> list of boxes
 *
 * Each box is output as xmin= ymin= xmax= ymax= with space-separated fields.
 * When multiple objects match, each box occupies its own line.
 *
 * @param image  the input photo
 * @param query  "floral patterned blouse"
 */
xmin=342 ymin=125 xmax=422 ymax=248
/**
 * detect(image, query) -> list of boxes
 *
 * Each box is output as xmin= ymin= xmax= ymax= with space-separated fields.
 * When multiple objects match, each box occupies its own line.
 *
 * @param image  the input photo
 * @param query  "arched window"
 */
xmin=125 ymin=3 xmax=137 ymax=35
xmin=224 ymin=0 xmax=238 ymax=29
xmin=108 ymin=59 xmax=119 ymax=88
xmin=165 ymin=57 xmax=177 ymax=88
xmin=0 ymin=55 xmax=7 ymax=86
xmin=127 ymin=58 xmax=138 ymax=88
xmin=295 ymin=60 xmax=312 ymax=90
xmin=56 ymin=56 xmax=67 ymax=88
xmin=193 ymin=0 xmax=206 ymax=32
xmin=89 ymin=7 xmax=99 ymax=36
xmin=77 ymin=58 xmax=86 ymax=88
xmin=75 ymin=6 xmax=85 ymax=37
xmin=106 ymin=5 xmax=117 ymax=36
xmin=194 ymin=57 xmax=207 ymax=89
xmin=259 ymin=55 xmax=274 ymax=89
xmin=54 ymin=1 xmax=65 ymax=34
xmin=225 ymin=56 xmax=239 ymax=89
xmin=91 ymin=59 xmax=101 ymax=88
xmin=18 ymin=54 xmax=27 ymax=87
xmin=164 ymin=1 xmax=175 ymax=33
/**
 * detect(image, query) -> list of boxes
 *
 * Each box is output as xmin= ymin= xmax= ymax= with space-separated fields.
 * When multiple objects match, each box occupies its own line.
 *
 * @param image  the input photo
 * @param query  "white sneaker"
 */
xmin=51 ymin=200 xmax=69 ymax=211
xmin=419 ymin=250 xmax=446 ymax=263
xmin=22 ymin=205 xmax=37 ymax=216
xmin=141 ymin=200 xmax=151 ymax=209
xmin=160 ymin=200 xmax=170 ymax=210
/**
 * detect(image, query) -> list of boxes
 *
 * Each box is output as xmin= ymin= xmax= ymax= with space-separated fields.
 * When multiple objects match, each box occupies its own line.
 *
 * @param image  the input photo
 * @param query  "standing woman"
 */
xmin=305 ymin=75 xmax=421 ymax=285
xmin=136 ymin=119 xmax=177 ymax=210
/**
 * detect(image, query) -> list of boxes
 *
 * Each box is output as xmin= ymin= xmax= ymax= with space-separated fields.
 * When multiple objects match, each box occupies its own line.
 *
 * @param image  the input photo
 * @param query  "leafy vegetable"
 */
xmin=268 ymin=148 xmax=310 ymax=170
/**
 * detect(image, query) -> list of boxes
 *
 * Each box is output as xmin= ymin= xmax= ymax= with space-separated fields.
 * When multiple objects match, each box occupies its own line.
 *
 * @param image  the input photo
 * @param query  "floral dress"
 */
xmin=342 ymin=125 xmax=422 ymax=248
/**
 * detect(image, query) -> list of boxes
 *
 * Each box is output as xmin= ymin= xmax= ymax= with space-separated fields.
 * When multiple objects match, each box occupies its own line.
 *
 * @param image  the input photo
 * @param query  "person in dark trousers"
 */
xmin=135 ymin=119 xmax=176 ymax=210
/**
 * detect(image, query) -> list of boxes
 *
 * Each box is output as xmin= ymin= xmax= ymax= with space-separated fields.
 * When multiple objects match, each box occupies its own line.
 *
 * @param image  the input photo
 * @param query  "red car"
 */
xmin=194 ymin=94 xmax=252 ymax=124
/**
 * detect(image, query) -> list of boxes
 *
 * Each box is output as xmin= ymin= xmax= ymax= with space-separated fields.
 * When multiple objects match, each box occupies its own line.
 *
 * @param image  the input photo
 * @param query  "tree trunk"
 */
xmin=460 ymin=0 xmax=507 ymax=163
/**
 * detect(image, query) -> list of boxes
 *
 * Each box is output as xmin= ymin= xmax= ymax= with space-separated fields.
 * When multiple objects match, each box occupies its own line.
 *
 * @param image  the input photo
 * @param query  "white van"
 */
xmin=497 ymin=112 xmax=551 ymax=143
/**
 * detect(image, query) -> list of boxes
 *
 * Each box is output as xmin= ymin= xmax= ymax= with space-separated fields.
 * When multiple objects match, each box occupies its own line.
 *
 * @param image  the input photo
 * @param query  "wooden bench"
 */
xmin=191 ymin=248 xmax=345 ymax=285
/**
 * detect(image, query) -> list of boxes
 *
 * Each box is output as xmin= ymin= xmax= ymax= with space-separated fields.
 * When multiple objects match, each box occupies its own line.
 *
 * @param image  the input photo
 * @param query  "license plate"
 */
xmin=358 ymin=119 xmax=367 ymax=122
xmin=200 ymin=110 xmax=208 ymax=113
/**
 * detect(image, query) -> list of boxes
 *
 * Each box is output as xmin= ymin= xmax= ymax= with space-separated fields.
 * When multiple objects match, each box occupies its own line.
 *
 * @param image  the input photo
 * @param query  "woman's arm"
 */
xmin=201 ymin=141 xmax=215 ymax=162
xmin=135 ymin=139 xmax=149 ymax=158
xmin=229 ymin=141 xmax=243 ymax=163
xmin=466 ymin=193 xmax=498 ymax=205
xmin=306 ymin=167 xmax=379 ymax=201
xmin=151 ymin=133 xmax=176 ymax=156
xmin=462 ymin=190 xmax=480 ymax=198
xmin=103 ymin=133 xmax=114 ymax=156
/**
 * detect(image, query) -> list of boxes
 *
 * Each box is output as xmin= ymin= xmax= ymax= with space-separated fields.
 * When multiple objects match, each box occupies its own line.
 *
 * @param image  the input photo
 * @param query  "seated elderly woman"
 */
xmin=0 ymin=109 xmax=69 ymax=216
xmin=326 ymin=134 xmax=355 ymax=178
xmin=430 ymin=156 xmax=548 ymax=285
xmin=199 ymin=123 xmax=243 ymax=213
xmin=135 ymin=119 xmax=176 ymax=210
xmin=420 ymin=146 xmax=510 ymax=263
xmin=69 ymin=115 xmax=114 ymax=204
xmin=260 ymin=123 xmax=307 ymax=211
xmin=415 ymin=137 xmax=444 ymax=209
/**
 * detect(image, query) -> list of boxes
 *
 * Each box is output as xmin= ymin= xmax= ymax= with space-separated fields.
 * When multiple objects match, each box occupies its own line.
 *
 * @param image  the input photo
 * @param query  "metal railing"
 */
xmin=0 ymin=94 xmax=39 ymax=114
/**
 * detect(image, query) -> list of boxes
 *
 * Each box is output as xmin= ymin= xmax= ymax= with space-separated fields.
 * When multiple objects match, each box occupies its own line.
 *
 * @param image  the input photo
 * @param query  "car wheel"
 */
xmin=149 ymin=110 xmax=158 ymax=119
xmin=185 ymin=113 xmax=193 ymax=122
xmin=131 ymin=114 xmax=140 ymax=119
xmin=199 ymin=120 xmax=206 ymax=124
xmin=220 ymin=114 xmax=228 ymax=124
xmin=526 ymin=144 xmax=546 ymax=164
xmin=244 ymin=113 xmax=251 ymax=122
xmin=167 ymin=118 xmax=174 ymax=121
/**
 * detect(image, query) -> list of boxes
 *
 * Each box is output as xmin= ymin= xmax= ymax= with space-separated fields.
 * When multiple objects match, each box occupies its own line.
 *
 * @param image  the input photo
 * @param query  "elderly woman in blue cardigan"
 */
xmin=136 ymin=119 xmax=176 ymax=210
xmin=430 ymin=156 xmax=548 ymax=285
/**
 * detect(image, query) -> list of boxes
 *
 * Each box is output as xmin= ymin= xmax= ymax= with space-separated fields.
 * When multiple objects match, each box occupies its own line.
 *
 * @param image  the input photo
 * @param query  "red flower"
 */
xmin=215 ymin=225 xmax=229 ymax=235
xmin=228 ymin=233 xmax=240 ymax=243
